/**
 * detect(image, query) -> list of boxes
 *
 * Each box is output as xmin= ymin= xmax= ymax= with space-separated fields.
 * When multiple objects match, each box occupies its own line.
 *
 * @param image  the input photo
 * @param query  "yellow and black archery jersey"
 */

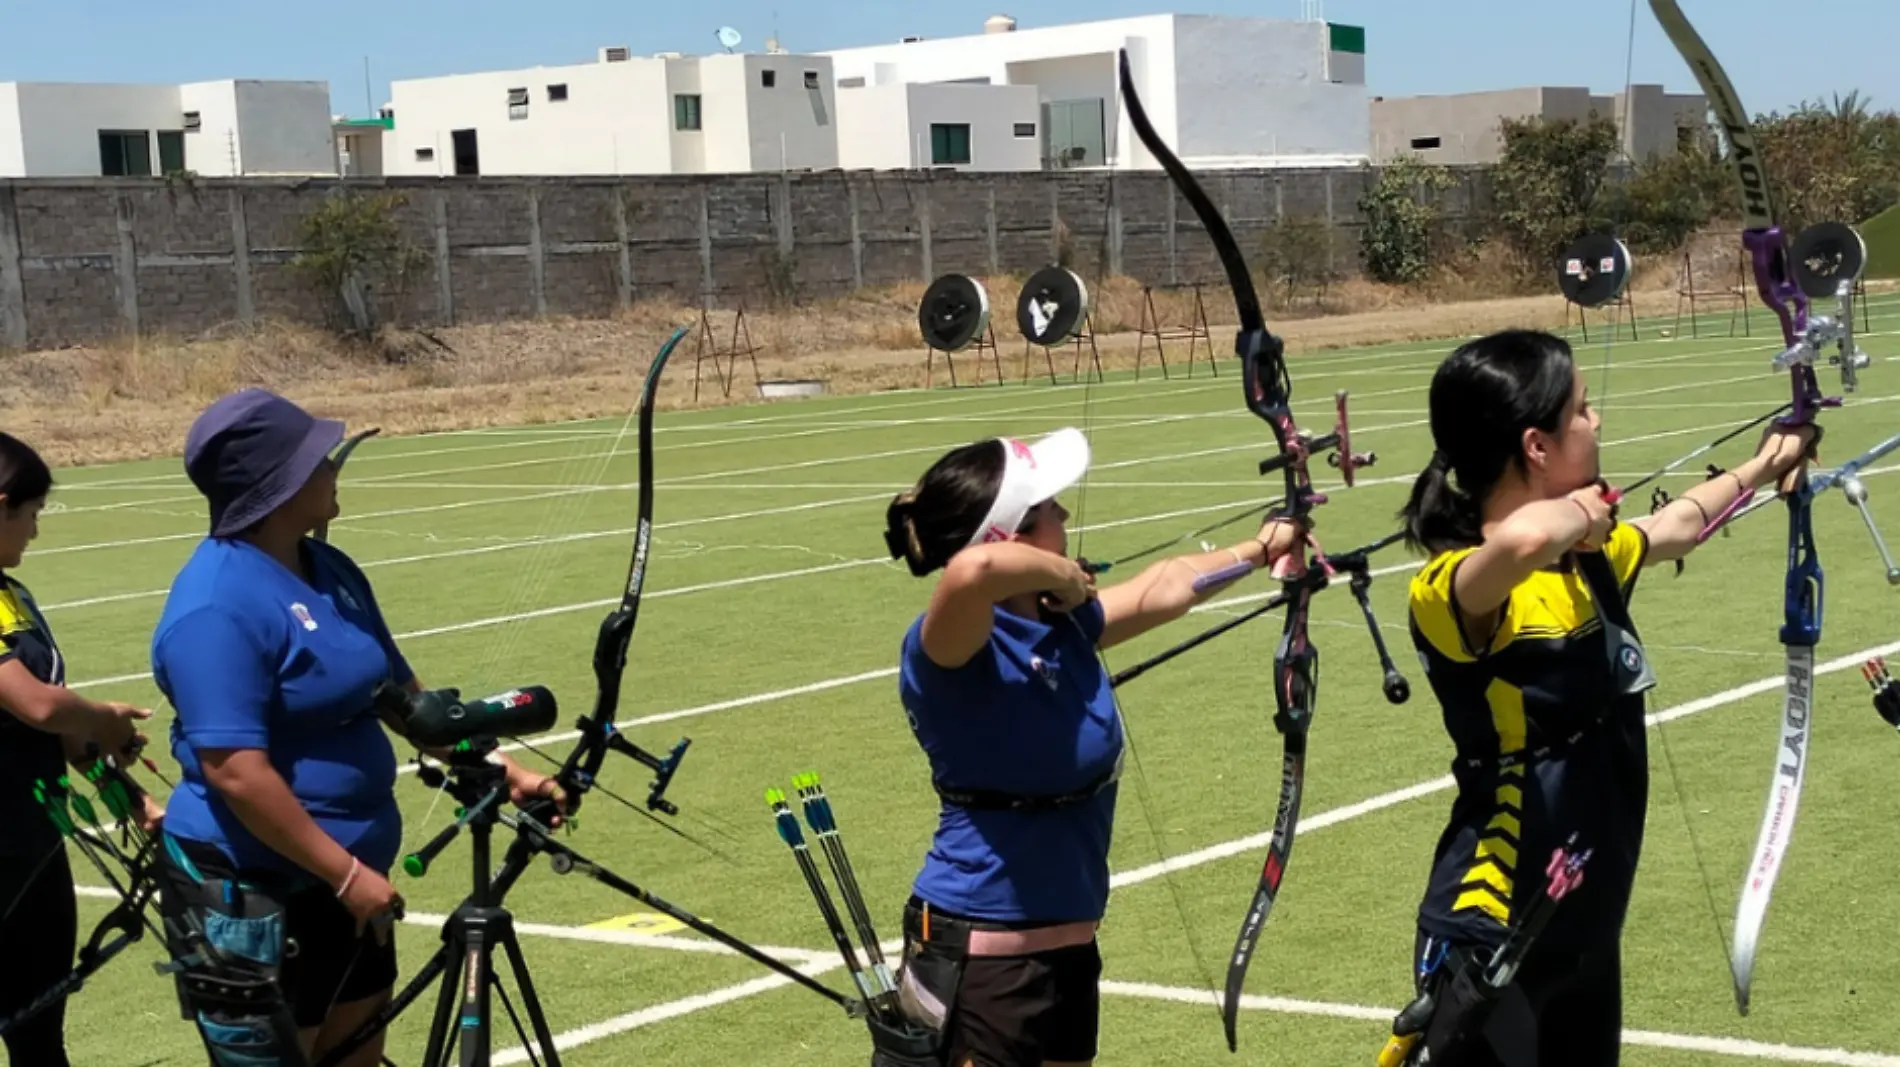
xmin=0 ymin=573 xmax=68 ymax=857
xmin=1406 ymin=523 xmax=1651 ymax=952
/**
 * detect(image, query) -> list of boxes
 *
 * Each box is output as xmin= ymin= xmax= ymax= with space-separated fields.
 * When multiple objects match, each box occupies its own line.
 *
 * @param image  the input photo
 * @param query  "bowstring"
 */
xmin=1062 ymin=161 xmax=1222 ymax=1016
xmin=391 ymin=350 xmax=658 ymax=859
xmin=1601 ymin=0 xmax=1733 ymax=979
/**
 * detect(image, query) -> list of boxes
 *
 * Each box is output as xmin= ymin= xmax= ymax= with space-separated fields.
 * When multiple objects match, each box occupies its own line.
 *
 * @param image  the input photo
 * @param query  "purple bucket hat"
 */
xmin=183 ymin=389 xmax=345 ymax=537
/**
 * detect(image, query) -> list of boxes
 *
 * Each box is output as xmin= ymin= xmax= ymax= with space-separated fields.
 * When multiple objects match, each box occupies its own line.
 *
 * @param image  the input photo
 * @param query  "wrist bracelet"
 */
xmin=335 ymin=856 xmax=361 ymax=899
xmin=1568 ymin=497 xmax=1595 ymax=529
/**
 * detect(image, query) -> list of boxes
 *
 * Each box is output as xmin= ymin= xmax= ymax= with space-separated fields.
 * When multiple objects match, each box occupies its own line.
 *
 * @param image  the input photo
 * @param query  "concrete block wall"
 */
xmin=0 ymin=166 xmax=1492 ymax=350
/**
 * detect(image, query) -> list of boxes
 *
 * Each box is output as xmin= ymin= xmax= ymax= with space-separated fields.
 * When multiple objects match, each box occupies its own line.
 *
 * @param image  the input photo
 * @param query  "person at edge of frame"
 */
xmin=878 ymin=425 xmax=1306 ymax=1067
xmin=149 ymin=389 xmax=573 ymax=1067
xmin=1391 ymin=329 xmax=1819 ymax=1066
xmin=0 ymin=431 xmax=165 ymax=1067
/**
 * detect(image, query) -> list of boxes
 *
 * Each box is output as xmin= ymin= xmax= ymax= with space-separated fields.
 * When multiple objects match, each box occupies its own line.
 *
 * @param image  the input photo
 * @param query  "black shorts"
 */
xmin=948 ymin=942 xmax=1102 ymax=1066
xmin=900 ymin=900 xmax=1102 ymax=1067
xmin=1411 ymin=929 xmax=1621 ymax=1067
xmin=158 ymin=835 xmax=398 ymax=1029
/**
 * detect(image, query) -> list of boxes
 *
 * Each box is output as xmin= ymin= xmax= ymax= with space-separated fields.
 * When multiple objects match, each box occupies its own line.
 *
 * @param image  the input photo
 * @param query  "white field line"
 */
xmin=1102 ymin=981 xmax=1900 ymax=1066
xmin=482 ymin=631 xmax=1900 ymax=1062
xmin=34 ymin=487 xmax=897 ymax=557
xmin=37 ymin=452 xmax=1424 ymax=616
xmin=66 ymin=886 xmax=823 ymax=966
xmin=320 ymin=361 xmax=1859 ymax=492
xmin=36 ymin=403 xmax=1433 ymax=558
xmin=49 ymin=323 xmax=1838 ymax=505
xmin=1106 ymin=633 xmax=1900 ymax=890
xmin=62 ymin=478 xmax=1380 ymax=689
xmin=65 ymin=878 xmax=1896 ymax=1065
xmin=56 ymin=424 xmax=1900 ymax=688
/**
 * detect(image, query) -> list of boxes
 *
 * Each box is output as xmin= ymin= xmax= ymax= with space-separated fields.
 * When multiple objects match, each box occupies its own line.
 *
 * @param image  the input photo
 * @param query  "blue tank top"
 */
xmin=898 ymin=599 xmax=1122 ymax=923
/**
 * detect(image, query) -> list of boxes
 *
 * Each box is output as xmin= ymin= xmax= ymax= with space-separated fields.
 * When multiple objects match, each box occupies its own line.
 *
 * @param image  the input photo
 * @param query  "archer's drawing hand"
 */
xmin=1566 ymin=486 xmax=1617 ymax=552
xmin=1041 ymin=556 xmax=1097 ymax=613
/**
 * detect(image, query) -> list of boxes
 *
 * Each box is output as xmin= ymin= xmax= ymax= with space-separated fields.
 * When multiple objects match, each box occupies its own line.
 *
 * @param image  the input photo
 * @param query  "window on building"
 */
xmin=804 ymin=71 xmax=820 ymax=90
xmin=1013 ymin=122 xmax=1037 ymax=138
xmin=1410 ymin=136 xmax=1442 ymax=150
xmin=838 ymin=76 xmax=866 ymax=88
xmin=98 ymin=130 xmax=152 ymax=177
xmin=762 ymin=70 xmax=777 ymax=88
xmin=548 ymin=83 xmax=569 ymax=101
xmin=157 ymin=130 xmax=186 ymax=174
xmin=930 ymin=123 xmax=972 ymax=165
xmin=416 ymin=147 xmax=436 ymax=162
xmin=508 ymin=87 xmax=530 ymax=120
xmin=675 ymin=94 xmax=703 ymax=131
xmin=1042 ymin=99 xmax=1105 ymax=168
xmin=183 ymin=111 xmax=202 ymax=132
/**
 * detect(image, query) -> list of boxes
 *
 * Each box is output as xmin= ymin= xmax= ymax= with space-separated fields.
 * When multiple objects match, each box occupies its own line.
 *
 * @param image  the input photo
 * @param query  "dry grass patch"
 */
xmin=8 ymin=266 xmax=1894 ymax=470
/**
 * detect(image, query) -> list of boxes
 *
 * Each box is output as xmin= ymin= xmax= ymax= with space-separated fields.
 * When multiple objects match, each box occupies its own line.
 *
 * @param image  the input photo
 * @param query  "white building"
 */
xmin=383 ymin=48 xmax=840 ymax=177
xmin=822 ymin=13 xmax=1371 ymax=170
xmin=0 ymin=80 xmax=337 ymax=178
xmin=836 ymin=82 xmax=1042 ymax=171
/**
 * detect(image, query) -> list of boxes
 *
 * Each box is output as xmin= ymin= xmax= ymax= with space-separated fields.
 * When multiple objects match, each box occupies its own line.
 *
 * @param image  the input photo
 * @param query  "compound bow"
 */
xmin=1647 ymin=0 xmax=1873 ymax=1014
xmin=1116 ymin=49 xmax=1410 ymax=1050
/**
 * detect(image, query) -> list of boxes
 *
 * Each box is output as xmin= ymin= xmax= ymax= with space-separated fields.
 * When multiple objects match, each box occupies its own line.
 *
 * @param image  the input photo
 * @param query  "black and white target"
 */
xmin=1790 ymin=221 xmax=1867 ymax=299
xmin=1557 ymin=234 xmax=1633 ymax=308
xmin=918 ymin=273 xmax=992 ymax=352
xmin=1016 ymin=266 xmax=1090 ymax=345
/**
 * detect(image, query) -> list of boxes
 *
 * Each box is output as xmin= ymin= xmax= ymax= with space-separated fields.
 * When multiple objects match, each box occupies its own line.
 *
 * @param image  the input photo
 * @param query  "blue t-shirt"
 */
xmin=151 ymin=537 xmax=415 ymax=882
xmin=898 ymin=599 xmax=1122 ymax=924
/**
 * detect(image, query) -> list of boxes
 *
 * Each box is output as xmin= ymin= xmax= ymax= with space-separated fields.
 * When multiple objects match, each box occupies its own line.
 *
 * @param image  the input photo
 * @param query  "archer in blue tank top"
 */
xmin=878 ymin=427 xmax=1302 ymax=1067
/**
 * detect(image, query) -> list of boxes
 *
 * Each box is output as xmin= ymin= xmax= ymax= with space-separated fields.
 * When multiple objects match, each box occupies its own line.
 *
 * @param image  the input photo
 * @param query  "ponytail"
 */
xmin=883 ymin=440 xmax=1007 ymax=577
xmin=0 ymin=432 xmax=53 ymax=512
xmin=1398 ymin=330 xmax=1577 ymax=555
xmin=1401 ymin=450 xmax=1482 ymax=554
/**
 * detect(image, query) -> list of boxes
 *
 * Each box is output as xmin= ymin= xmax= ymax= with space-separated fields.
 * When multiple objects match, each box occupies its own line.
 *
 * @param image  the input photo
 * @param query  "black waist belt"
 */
xmin=932 ymin=757 xmax=1121 ymax=814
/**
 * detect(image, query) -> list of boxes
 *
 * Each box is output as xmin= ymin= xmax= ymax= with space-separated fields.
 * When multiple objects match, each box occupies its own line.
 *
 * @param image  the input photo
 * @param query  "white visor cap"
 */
xmin=965 ymin=427 xmax=1091 ymax=549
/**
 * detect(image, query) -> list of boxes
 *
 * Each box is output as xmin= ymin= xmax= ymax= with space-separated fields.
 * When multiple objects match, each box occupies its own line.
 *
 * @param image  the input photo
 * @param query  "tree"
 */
xmin=292 ymin=191 xmax=430 ymax=335
xmin=1258 ymin=213 xmax=1335 ymax=306
xmin=1489 ymin=114 xmax=1622 ymax=265
xmin=1359 ymin=156 xmax=1455 ymax=284
xmin=1754 ymin=95 xmax=1900 ymax=229
xmin=1599 ymin=139 xmax=1729 ymax=253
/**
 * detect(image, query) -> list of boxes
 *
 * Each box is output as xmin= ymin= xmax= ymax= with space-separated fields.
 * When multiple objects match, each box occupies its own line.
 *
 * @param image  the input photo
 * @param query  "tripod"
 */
xmin=318 ymin=741 xmax=563 ymax=1067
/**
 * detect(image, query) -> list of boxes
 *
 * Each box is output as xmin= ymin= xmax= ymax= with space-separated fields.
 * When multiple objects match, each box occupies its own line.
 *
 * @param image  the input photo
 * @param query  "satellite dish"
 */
xmin=919 ymin=274 xmax=992 ymax=352
xmin=1016 ymin=266 xmax=1091 ymax=345
xmin=716 ymin=26 xmax=743 ymax=53
xmin=1790 ymin=221 xmax=1867 ymax=299
xmin=1556 ymin=233 xmax=1632 ymax=309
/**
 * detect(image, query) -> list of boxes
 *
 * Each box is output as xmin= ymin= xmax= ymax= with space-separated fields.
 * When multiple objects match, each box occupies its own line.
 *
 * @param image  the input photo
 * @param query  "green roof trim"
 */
xmin=337 ymin=116 xmax=394 ymax=129
xmin=1328 ymin=23 xmax=1366 ymax=55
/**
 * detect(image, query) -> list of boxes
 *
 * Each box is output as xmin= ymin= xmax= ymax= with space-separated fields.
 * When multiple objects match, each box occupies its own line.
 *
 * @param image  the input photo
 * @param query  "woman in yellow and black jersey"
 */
xmin=1393 ymin=330 xmax=1816 ymax=1066
xmin=0 ymin=432 xmax=163 ymax=1067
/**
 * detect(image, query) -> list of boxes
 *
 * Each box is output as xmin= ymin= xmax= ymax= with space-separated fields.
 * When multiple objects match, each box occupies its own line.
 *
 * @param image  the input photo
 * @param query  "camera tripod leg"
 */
xmin=422 ymin=907 xmax=563 ymax=1067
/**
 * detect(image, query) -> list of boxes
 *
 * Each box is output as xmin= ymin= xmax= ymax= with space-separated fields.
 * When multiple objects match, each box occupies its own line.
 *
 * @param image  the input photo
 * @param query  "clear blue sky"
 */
xmin=1 ymin=1 xmax=1890 ymax=120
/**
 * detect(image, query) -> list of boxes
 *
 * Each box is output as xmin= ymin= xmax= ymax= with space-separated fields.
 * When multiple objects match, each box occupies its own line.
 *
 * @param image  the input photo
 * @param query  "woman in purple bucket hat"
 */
xmin=149 ymin=388 xmax=567 ymax=1067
